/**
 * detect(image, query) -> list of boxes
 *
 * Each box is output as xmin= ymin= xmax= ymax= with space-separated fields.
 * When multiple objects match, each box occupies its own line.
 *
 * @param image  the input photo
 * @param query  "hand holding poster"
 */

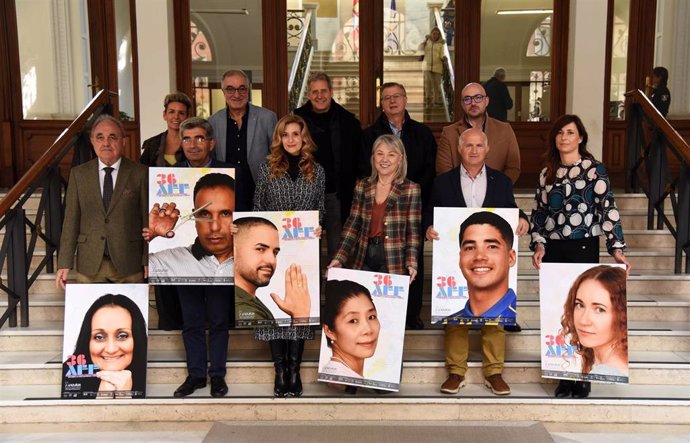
xmin=233 ymin=211 xmax=320 ymax=327
xmin=61 ymin=284 xmax=149 ymax=399
xmin=540 ymin=263 xmax=629 ymax=384
xmin=431 ymin=208 xmax=519 ymax=325
xmin=147 ymin=167 xmax=235 ymax=285
xmin=317 ymin=268 xmax=409 ymax=392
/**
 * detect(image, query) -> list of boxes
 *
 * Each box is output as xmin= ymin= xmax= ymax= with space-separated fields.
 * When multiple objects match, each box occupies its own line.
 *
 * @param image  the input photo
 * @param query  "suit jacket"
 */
xmin=58 ymin=157 xmax=148 ymax=276
xmin=423 ymin=165 xmax=525 ymax=232
xmin=436 ymin=116 xmax=520 ymax=183
xmin=208 ymin=103 xmax=277 ymax=181
xmin=334 ymin=177 xmax=421 ymax=275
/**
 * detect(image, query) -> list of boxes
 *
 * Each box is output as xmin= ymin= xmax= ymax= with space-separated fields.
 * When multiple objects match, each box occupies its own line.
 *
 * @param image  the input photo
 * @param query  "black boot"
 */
xmin=572 ymin=381 xmax=591 ymax=398
xmin=554 ymin=379 xmax=574 ymax=398
xmin=269 ymin=339 xmax=288 ymax=397
xmin=287 ymin=339 xmax=305 ymax=397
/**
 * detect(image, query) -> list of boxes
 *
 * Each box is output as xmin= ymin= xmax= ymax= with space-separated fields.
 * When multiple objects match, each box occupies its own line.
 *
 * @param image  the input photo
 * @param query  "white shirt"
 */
xmin=148 ymin=245 xmax=234 ymax=285
xmin=460 ymin=163 xmax=487 ymax=208
xmin=98 ymin=158 xmax=122 ymax=196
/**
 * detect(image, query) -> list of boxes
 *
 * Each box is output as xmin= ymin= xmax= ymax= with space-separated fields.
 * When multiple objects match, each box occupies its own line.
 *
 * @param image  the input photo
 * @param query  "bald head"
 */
xmin=461 ymin=83 xmax=489 ymax=119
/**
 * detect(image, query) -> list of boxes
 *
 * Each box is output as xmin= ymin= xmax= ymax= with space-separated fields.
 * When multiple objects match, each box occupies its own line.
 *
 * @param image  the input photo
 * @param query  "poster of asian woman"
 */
xmin=61 ymin=284 xmax=149 ymax=399
xmin=317 ymin=268 xmax=410 ymax=392
xmin=430 ymin=208 xmax=519 ymax=326
xmin=147 ymin=167 xmax=235 ymax=285
xmin=540 ymin=263 xmax=629 ymax=384
xmin=233 ymin=210 xmax=320 ymax=328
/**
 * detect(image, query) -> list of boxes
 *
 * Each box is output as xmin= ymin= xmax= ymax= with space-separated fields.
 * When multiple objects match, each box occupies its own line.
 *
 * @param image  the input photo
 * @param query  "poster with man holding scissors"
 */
xmin=146 ymin=167 xmax=236 ymax=284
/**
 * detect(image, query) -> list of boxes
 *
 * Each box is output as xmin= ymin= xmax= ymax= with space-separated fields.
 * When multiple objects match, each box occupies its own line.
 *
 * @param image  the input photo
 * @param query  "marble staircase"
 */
xmin=0 ymin=193 xmax=689 ymax=428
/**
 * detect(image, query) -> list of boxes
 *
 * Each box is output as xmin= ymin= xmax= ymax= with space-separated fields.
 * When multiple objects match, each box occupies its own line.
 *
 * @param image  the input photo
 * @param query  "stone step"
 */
xmin=2 ymin=320 xmax=688 ymax=352
xmin=514 ymin=193 xmax=662 ymax=211
xmin=5 ymin=290 xmax=688 ymax=324
xmin=1 ymin=347 xmax=688 ymax=387
xmin=1 ymin=383 xmax=687 ymax=425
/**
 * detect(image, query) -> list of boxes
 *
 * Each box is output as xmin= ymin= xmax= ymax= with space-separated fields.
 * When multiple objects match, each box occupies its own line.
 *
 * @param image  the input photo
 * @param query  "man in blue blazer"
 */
xmin=423 ymin=128 xmax=528 ymax=397
xmin=209 ymin=70 xmax=277 ymax=211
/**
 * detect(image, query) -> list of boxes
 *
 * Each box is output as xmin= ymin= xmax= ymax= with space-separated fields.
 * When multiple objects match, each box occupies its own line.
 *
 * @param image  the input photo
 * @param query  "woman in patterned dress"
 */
xmin=529 ymin=114 xmax=631 ymax=399
xmin=252 ymin=114 xmax=325 ymax=397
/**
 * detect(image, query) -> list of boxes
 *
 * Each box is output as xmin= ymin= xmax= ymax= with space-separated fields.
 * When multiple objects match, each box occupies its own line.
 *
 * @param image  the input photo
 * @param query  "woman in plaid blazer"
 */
xmin=329 ymin=135 xmax=421 ymax=281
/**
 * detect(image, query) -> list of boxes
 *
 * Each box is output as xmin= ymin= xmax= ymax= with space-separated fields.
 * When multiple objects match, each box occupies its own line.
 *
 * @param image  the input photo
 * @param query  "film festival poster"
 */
xmin=61 ymin=284 xmax=149 ymax=399
xmin=317 ymin=268 xmax=410 ymax=392
xmin=233 ymin=210 xmax=320 ymax=328
xmin=430 ymin=207 xmax=519 ymax=326
xmin=147 ymin=167 xmax=235 ymax=285
xmin=540 ymin=263 xmax=629 ymax=384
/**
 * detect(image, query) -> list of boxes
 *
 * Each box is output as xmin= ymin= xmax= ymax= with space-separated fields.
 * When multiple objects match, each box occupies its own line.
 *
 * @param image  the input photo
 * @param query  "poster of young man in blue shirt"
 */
xmin=445 ymin=211 xmax=517 ymax=326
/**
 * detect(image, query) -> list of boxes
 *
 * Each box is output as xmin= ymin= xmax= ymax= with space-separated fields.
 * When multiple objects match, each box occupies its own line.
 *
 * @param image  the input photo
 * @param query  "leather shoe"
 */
xmin=554 ymin=379 xmax=574 ymax=398
xmin=440 ymin=374 xmax=466 ymax=394
xmin=504 ymin=323 xmax=522 ymax=332
xmin=572 ymin=381 xmax=591 ymax=398
xmin=210 ymin=376 xmax=228 ymax=398
xmin=173 ymin=376 xmax=206 ymax=398
xmin=484 ymin=374 xmax=511 ymax=395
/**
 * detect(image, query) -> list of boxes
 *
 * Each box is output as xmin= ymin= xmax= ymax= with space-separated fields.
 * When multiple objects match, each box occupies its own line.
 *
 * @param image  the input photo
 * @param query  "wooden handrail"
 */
xmin=0 ymin=90 xmax=116 ymax=217
xmin=625 ymin=89 xmax=690 ymax=165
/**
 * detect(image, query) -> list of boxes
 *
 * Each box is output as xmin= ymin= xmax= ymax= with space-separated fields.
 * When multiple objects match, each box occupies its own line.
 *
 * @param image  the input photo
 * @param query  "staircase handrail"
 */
xmin=625 ymin=88 xmax=690 ymax=273
xmin=288 ymin=8 xmax=315 ymax=110
xmin=0 ymin=89 xmax=117 ymax=328
xmin=432 ymin=6 xmax=455 ymax=121
xmin=0 ymin=90 xmax=116 ymax=217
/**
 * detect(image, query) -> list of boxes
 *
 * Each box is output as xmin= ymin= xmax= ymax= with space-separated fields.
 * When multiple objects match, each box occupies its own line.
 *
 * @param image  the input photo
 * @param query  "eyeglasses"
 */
xmin=382 ymin=93 xmax=405 ymax=102
xmin=223 ymin=86 xmax=248 ymax=96
xmin=94 ymin=134 xmax=121 ymax=143
xmin=181 ymin=135 xmax=209 ymax=145
xmin=462 ymin=94 xmax=486 ymax=105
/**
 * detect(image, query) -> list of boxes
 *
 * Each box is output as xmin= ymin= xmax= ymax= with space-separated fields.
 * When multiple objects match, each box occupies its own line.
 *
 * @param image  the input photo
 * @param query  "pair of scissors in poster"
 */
xmin=164 ymin=201 xmax=212 ymax=238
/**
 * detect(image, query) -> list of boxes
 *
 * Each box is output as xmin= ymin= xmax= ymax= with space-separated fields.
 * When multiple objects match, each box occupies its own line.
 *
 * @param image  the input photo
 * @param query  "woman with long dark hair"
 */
xmin=66 ymin=294 xmax=147 ymax=398
xmin=530 ymin=114 xmax=630 ymax=398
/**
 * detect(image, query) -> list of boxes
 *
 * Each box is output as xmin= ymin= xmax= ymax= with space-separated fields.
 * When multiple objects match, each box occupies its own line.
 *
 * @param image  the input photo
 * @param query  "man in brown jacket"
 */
xmin=436 ymin=82 xmax=520 ymax=183
xmin=56 ymin=115 xmax=148 ymax=288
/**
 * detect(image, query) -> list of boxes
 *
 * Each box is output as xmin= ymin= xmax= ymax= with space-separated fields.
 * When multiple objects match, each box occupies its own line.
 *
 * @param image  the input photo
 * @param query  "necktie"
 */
xmin=103 ymin=167 xmax=114 ymax=257
xmin=103 ymin=167 xmax=114 ymax=210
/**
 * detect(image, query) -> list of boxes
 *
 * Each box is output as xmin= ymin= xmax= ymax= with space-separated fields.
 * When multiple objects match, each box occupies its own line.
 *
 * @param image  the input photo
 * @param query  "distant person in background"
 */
xmin=442 ymin=1 xmax=456 ymax=46
xmin=419 ymin=27 xmax=446 ymax=108
xmin=649 ymin=66 xmax=671 ymax=117
xmin=139 ymin=92 xmax=192 ymax=167
xmin=483 ymin=68 xmax=513 ymax=122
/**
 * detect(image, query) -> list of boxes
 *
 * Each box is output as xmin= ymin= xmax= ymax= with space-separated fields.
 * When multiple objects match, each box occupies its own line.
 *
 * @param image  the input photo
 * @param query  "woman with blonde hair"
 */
xmin=329 ymin=134 xmax=421 ymax=281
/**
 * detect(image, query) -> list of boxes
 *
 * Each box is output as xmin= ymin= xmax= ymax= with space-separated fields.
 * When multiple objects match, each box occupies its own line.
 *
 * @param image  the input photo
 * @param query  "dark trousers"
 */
xmin=177 ymin=285 xmax=233 ymax=378
xmin=362 ymin=241 xmax=388 ymax=273
xmin=406 ymin=243 xmax=424 ymax=321
xmin=155 ymin=285 xmax=183 ymax=330
xmin=543 ymin=236 xmax=600 ymax=264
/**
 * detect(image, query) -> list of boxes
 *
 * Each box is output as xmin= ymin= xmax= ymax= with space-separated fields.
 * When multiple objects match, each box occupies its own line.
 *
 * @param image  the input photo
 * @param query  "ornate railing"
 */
xmin=432 ymin=6 xmax=455 ymax=121
xmin=0 ymin=90 xmax=117 ymax=327
xmin=626 ymin=89 xmax=690 ymax=274
xmin=288 ymin=7 xmax=315 ymax=110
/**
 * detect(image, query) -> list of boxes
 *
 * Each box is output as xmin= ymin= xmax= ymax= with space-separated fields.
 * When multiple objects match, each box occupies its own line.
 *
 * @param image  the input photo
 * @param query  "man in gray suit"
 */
xmin=56 ymin=115 xmax=148 ymax=288
xmin=209 ymin=69 xmax=277 ymax=210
